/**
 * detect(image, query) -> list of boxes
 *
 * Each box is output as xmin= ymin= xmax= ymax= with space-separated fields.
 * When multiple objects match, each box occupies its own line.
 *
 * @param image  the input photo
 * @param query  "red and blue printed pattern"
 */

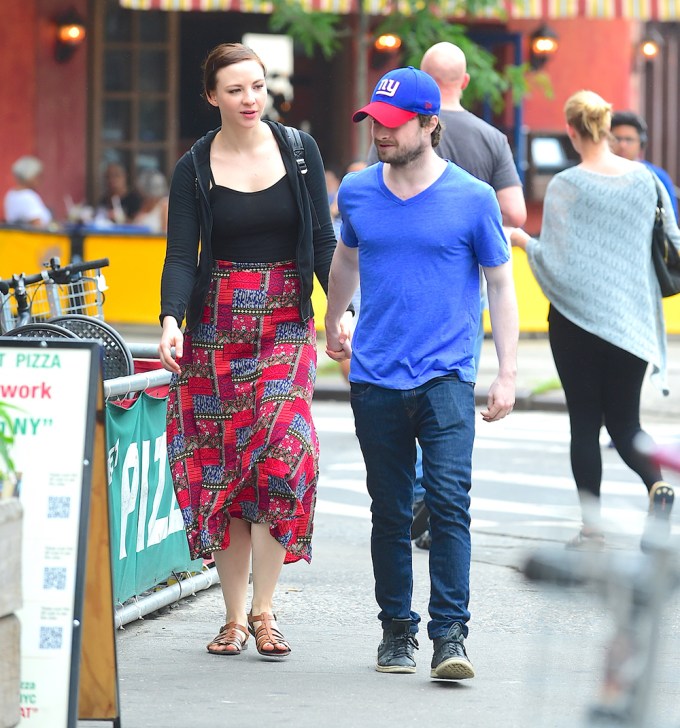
xmin=166 ymin=260 xmax=318 ymax=563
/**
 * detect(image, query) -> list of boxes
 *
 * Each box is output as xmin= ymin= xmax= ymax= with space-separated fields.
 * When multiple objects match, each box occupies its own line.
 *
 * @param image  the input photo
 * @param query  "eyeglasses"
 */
xmin=612 ymin=135 xmax=640 ymax=144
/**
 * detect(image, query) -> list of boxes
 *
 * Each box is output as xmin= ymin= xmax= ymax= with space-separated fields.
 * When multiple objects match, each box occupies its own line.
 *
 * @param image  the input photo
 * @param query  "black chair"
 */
xmin=2 ymin=323 xmax=80 ymax=339
xmin=49 ymin=315 xmax=134 ymax=381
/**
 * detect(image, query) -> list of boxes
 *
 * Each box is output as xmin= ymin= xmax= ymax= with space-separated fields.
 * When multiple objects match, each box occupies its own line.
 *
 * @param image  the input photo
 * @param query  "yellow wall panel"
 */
xmin=83 ymin=234 xmax=166 ymax=326
xmin=2 ymin=230 xmax=680 ymax=335
xmin=0 ymin=229 xmax=70 ymax=278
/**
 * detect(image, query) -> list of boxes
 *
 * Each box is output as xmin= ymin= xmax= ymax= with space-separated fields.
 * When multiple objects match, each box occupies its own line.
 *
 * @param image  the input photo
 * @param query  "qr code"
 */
xmin=39 ymin=626 xmax=63 ymax=650
xmin=47 ymin=496 xmax=70 ymax=519
xmin=43 ymin=567 xmax=67 ymax=590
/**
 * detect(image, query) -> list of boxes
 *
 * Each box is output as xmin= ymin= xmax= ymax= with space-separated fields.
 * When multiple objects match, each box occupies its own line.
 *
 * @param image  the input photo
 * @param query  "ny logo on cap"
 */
xmin=375 ymin=79 xmax=400 ymax=98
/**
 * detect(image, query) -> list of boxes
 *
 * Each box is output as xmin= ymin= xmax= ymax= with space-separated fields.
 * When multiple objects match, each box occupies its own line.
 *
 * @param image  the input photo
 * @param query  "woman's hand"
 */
xmin=339 ymin=310 xmax=354 ymax=339
xmin=159 ymin=316 xmax=183 ymax=374
xmin=509 ymin=228 xmax=530 ymax=251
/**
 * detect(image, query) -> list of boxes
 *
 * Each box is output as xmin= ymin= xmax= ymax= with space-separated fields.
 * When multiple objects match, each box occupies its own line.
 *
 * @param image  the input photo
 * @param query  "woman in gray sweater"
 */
xmin=511 ymin=90 xmax=678 ymax=550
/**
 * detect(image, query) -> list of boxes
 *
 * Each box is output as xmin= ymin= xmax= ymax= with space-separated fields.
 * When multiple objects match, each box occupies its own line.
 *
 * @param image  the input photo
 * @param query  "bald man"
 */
xmin=420 ymin=42 xmax=526 ymax=225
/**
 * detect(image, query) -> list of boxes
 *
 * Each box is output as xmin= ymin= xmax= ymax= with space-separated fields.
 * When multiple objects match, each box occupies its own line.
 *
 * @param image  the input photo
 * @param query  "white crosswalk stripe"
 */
xmin=314 ymin=408 xmax=680 ymax=538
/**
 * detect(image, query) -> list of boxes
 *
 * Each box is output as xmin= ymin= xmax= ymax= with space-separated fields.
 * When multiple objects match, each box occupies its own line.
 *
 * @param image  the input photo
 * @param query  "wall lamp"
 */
xmin=374 ymin=34 xmax=402 ymax=53
xmin=529 ymin=25 xmax=559 ymax=70
xmin=639 ymin=30 xmax=663 ymax=60
xmin=55 ymin=8 xmax=87 ymax=64
xmin=370 ymin=33 xmax=402 ymax=70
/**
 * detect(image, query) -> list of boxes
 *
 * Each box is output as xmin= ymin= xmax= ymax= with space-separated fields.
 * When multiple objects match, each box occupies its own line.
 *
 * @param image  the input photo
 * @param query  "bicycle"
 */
xmin=0 ymin=257 xmax=134 ymax=381
xmin=0 ymin=256 xmax=109 ymax=334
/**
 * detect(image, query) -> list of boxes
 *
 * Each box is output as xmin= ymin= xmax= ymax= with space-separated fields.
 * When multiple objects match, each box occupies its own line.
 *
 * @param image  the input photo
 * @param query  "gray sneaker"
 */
xmin=376 ymin=619 xmax=418 ymax=674
xmin=430 ymin=623 xmax=475 ymax=680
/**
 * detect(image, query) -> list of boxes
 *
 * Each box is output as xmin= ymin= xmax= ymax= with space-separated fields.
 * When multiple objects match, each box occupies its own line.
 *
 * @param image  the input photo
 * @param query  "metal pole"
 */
xmin=104 ymin=368 xmax=172 ymax=398
xmin=115 ymin=567 xmax=220 ymax=629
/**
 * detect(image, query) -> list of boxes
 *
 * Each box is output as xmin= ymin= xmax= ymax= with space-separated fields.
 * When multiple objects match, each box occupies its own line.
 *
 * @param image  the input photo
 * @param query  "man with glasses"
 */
xmin=610 ymin=110 xmax=678 ymax=221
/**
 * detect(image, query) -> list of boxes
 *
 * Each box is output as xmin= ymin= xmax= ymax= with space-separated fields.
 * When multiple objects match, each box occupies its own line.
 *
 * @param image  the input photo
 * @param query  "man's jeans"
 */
xmin=413 ymin=300 xmax=482 ymax=503
xmin=350 ymin=372 xmax=475 ymax=640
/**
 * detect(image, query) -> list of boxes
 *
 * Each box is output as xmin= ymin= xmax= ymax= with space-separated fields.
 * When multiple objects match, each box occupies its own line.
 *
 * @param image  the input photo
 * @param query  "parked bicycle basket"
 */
xmin=0 ymin=259 xmax=108 ymax=333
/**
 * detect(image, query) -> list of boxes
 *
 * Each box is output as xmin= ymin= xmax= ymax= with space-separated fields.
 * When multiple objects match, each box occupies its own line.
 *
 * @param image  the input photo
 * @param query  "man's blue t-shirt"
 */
xmin=338 ymin=161 xmax=509 ymax=390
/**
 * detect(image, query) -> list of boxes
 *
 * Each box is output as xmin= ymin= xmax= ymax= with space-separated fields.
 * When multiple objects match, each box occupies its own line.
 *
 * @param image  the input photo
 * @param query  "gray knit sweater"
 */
xmin=526 ymin=163 xmax=680 ymax=393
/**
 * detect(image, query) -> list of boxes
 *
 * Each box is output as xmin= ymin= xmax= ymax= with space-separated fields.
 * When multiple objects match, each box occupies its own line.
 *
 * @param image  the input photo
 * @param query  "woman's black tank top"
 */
xmin=209 ymin=169 xmax=298 ymax=262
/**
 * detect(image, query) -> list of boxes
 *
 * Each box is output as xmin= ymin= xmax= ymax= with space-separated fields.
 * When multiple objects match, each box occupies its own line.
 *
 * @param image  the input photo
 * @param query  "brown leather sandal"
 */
xmin=247 ymin=612 xmax=291 ymax=657
xmin=206 ymin=622 xmax=249 ymax=655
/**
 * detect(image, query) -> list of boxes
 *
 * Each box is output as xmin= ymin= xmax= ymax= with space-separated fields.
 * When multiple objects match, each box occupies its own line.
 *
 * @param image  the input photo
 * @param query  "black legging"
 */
xmin=548 ymin=306 xmax=661 ymax=523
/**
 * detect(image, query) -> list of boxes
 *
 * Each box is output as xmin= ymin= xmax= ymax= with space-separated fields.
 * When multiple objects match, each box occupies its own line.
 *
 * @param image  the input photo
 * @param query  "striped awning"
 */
xmin=119 ymin=0 xmax=680 ymax=18
xmin=119 ymin=0 xmax=355 ymax=10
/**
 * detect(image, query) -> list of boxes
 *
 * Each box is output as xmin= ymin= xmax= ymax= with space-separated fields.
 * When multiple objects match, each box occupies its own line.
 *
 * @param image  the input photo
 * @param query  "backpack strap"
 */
xmin=284 ymin=124 xmax=319 ymax=229
xmin=284 ymin=126 xmax=308 ymax=176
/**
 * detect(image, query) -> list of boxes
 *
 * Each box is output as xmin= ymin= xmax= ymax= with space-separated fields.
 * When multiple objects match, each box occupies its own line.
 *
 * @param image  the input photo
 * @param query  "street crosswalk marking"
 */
xmin=315 ymin=500 xmax=498 ymax=530
xmin=472 ymin=470 xmax=651 ymax=496
xmin=322 ymin=470 xmax=652 ymax=498
xmin=314 ymin=409 xmax=679 ymax=537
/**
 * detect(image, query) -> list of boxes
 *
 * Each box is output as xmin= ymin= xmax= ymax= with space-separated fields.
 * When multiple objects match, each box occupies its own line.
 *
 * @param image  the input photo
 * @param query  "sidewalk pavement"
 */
xmin=308 ymin=335 xmax=680 ymax=420
xmin=116 ymin=324 xmax=680 ymax=420
xmin=101 ymin=508 xmax=680 ymax=728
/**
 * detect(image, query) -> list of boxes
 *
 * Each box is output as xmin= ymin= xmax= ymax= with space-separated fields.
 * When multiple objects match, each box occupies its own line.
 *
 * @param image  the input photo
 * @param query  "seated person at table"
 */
xmin=132 ymin=169 xmax=169 ymax=234
xmin=96 ymin=162 xmax=142 ymax=224
xmin=4 ymin=156 xmax=52 ymax=227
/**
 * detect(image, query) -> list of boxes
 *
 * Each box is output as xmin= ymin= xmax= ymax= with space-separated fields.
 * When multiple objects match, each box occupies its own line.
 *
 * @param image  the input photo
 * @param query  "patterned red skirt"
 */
xmin=166 ymin=260 xmax=318 ymax=564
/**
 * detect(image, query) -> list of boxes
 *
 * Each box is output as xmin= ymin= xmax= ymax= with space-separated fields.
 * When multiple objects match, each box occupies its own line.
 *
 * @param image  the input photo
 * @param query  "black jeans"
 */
xmin=548 ymin=306 xmax=661 ymax=526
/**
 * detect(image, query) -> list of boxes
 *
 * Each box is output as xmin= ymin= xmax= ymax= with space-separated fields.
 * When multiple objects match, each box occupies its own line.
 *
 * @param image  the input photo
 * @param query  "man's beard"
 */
xmin=376 ymin=141 xmax=426 ymax=167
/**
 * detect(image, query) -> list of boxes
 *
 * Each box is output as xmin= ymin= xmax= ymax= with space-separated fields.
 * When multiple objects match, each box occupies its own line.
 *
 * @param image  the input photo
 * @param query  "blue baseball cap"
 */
xmin=352 ymin=66 xmax=441 ymax=128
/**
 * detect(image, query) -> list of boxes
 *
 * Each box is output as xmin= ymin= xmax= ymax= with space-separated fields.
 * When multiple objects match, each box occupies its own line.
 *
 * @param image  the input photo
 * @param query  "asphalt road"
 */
xmin=95 ymin=404 xmax=680 ymax=728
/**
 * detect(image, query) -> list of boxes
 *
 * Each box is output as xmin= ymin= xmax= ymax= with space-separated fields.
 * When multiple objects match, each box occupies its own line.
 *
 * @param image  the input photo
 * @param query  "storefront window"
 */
xmin=139 ymin=100 xmax=167 ymax=142
xmin=104 ymin=51 xmax=132 ymax=93
xmin=90 ymin=0 xmax=177 ymax=206
xmin=102 ymin=101 xmax=131 ymax=142
xmin=104 ymin=3 xmax=132 ymax=42
xmin=139 ymin=50 xmax=168 ymax=93
xmin=139 ymin=12 xmax=168 ymax=42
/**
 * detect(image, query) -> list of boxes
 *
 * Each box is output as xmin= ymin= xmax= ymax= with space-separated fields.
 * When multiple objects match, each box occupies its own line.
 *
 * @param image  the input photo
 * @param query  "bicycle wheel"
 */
xmin=49 ymin=315 xmax=134 ymax=380
xmin=2 ymin=323 xmax=80 ymax=339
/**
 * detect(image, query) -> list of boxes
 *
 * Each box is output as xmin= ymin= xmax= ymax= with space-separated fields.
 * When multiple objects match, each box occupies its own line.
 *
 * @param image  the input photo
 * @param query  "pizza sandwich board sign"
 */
xmin=0 ymin=339 xmax=120 ymax=727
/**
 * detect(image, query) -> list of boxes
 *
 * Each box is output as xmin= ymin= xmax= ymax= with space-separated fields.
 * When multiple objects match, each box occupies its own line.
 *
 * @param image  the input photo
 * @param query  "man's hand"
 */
xmin=481 ymin=374 xmax=515 ymax=422
xmin=325 ymin=310 xmax=354 ymax=361
xmin=158 ymin=316 xmax=183 ymax=374
xmin=482 ymin=260 xmax=518 ymax=423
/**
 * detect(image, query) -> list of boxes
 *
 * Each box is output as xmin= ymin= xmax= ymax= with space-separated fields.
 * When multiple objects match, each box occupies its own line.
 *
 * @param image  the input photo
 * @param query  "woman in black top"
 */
xmin=159 ymin=43 xmax=351 ymax=658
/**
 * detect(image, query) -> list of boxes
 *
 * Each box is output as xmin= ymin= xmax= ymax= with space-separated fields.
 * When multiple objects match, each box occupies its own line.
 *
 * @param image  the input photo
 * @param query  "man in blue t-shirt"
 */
xmin=324 ymin=67 xmax=518 ymax=680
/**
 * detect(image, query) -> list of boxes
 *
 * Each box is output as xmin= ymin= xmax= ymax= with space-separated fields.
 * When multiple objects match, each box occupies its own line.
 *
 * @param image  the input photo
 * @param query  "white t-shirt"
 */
xmin=4 ymin=189 xmax=52 ymax=226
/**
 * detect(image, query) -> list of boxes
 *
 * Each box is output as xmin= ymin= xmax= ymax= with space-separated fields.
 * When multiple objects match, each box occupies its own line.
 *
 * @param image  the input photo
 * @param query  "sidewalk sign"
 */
xmin=106 ymin=393 xmax=198 ymax=603
xmin=78 ymin=384 xmax=121 ymax=726
xmin=0 ymin=340 xmax=120 ymax=727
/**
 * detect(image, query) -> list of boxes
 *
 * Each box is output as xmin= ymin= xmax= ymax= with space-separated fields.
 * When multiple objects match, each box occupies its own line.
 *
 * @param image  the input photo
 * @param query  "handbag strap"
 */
xmin=646 ymin=167 xmax=664 ymax=209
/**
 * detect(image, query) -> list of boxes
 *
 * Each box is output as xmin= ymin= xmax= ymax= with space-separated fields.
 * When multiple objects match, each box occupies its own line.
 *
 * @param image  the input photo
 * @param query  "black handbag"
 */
xmin=651 ymin=177 xmax=680 ymax=298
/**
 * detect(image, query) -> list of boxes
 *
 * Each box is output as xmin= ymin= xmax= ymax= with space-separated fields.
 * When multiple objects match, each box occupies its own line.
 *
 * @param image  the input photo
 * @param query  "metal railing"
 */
xmin=106 ymin=341 xmax=218 ymax=628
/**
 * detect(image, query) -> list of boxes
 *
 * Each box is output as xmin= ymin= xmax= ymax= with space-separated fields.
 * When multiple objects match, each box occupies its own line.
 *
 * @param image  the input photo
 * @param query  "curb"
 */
xmin=312 ymin=380 xmax=569 ymax=412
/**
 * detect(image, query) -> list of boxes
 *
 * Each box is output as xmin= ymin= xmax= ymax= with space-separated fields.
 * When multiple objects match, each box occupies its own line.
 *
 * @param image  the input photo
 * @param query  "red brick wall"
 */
xmin=0 ymin=0 xmax=87 ymax=223
xmin=0 ymin=3 xmax=38 ymax=215
xmin=508 ymin=18 xmax=637 ymax=131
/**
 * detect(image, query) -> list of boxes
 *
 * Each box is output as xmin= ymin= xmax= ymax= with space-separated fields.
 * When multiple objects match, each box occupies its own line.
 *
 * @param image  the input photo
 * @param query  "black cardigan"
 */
xmin=159 ymin=121 xmax=338 ymax=332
